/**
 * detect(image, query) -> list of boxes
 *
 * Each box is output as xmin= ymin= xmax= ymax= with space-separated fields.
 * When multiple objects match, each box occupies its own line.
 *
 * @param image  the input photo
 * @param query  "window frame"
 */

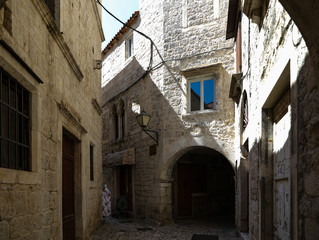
xmin=0 ymin=68 xmax=31 ymax=171
xmin=90 ymin=144 xmax=94 ymax=181
xmin=125 ymin=34 xmax=134 ymax=59
xmin=187 ymin=76 xmax=216 ymax=112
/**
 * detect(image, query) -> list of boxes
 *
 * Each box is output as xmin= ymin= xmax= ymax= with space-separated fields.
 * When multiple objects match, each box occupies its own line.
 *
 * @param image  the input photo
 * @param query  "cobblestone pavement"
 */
xmin=91 ymin=215 xmax=240 ymax=240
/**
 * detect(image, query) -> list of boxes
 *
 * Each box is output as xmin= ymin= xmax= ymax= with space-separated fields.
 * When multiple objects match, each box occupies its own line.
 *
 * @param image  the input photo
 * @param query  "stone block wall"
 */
xmin=232 ymin=0 xmax=319 ymax=238
xmin=102 ymin=0 xmax=235 ymax=223
xmin=0 ymin=0 xmax=103 ymax=239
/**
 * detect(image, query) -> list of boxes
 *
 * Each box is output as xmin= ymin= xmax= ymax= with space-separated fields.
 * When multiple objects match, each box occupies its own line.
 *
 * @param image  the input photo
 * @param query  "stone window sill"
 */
xmin=0 ymin=168 xmax=40 ymax=185
xmin=182 ymin=109 xmax=221 ymax=118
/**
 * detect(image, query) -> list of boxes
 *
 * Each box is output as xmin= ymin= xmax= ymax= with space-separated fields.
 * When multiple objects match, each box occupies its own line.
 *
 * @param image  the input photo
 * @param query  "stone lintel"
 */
xmin=91 ymin=0 xmax=105 ymax=42
xmin=57 ymin=102 xmax=87 ymax=135
xmin=180 ymin=63 xmax=222 ymax=78
xmin=92 ymin=98 xmax=103 ymax=115
xmin=0 ymin=39 xmax=44 ymax=84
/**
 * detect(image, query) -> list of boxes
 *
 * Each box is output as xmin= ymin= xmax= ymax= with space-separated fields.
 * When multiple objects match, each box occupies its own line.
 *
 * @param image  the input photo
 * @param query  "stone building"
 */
xmin=102 ymin=0 xmax=235 ymax=223
xmin=0 ymin=0 xmax=104 ymax=239
xmin=227 ymin=0 xmax=319 ymax=239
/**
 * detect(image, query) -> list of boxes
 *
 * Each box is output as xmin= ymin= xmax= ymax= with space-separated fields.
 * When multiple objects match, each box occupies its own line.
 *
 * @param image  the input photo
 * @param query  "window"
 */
xmin=119 ymin=165 xmax=133 ymax=211
xmin=110 ymin=104 xmax=119 ymax=140
xmin=242 ymin=91 xmax=248 ymax=132
xmin=44 ymin=0 xmax=55 ymax=18
xmin=0 ymin=68 xmax=31 ymax=171
xmin=118 ymin=99 xmax=125 ymax=139
xmin=188 ymin=78 xmax=215 ymax=112
xmin=90 ymin=145 xmax=94 ymax=181
xmin=125 ymin=35 xmax=134 ymax=59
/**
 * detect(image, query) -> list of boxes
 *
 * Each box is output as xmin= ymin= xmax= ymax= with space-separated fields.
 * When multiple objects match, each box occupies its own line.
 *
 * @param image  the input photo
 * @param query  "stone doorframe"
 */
xmin=158 ymin=144 xmax=235 ymax=223
xmin=58 ymin=102 xmax=87 ymax=239
xmin=260 ymin=59 xmax=296 ymax=239
xmin=61 ymin=129 xmax=83 ymax=239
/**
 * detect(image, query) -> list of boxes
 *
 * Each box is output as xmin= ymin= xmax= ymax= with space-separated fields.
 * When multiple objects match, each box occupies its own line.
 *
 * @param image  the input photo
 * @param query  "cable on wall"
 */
xmin=96 ymin=0 xmax=164 ymax=70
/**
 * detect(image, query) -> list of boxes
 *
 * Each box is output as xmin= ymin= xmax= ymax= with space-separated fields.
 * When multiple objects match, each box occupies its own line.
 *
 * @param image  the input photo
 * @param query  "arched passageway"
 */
xmin=171 ymin=147 xmax=235 ymax=220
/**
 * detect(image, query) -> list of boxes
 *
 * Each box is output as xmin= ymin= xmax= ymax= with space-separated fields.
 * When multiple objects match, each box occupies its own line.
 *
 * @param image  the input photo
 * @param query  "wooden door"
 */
xmin=119 ymin=165 xmax=133 ymax=211
xmin=177 ymin=164 xmax=206 ymax=216
xmin=273 ymin=92 xmax=291 ymax=239
xmin=62 ymin=134 xmax=75 ymax=240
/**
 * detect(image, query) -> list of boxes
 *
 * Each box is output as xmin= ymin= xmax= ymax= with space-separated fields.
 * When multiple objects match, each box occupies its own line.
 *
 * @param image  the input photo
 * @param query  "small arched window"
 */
xmin=118 ymin=99 xmax=125 ymax=139
xmin=111 ymin=104 xmax=119 ymax=140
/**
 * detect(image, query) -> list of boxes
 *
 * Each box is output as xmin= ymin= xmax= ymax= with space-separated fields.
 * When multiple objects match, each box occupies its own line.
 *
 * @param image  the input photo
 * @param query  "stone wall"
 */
xmin=102 ymin=0 xmax=234 ymax=223
xmin=232 ymin=0 xmax=319 ymax=239
xmin=0 ymin=0 xmax=103 ymax=239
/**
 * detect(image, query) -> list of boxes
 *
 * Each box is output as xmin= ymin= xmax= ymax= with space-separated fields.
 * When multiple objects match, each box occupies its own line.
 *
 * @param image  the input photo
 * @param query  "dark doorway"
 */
xmin=173 ymin=147 xmax=235 ymax=219
xmin=178 ymin=164 xmax=207 ymax=216
xmin=62 ymin=133 xmax=75 ymax=239
xmin=119 ymin=165 xmax=133 ymax=211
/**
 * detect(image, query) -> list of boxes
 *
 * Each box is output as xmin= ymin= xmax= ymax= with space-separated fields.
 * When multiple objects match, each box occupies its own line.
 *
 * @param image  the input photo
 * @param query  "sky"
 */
xmin=191 ymin=80 xmax=215 ymax=104
xmin=100 ymin=0 xmax=139 ymax=50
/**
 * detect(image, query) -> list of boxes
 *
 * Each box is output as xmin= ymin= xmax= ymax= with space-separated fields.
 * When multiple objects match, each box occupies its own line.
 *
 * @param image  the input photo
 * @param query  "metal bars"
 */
xmin=0 ymin=67 xmax=30 ymax=171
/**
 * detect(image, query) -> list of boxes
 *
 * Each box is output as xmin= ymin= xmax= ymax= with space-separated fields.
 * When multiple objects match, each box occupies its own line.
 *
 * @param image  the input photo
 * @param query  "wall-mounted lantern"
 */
xmin=136 ymin=110 xmax=158 ymax=145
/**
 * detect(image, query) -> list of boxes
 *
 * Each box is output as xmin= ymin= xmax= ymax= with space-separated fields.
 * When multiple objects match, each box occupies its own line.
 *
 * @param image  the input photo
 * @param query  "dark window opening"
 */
xmin=0 ymin=68 xmax=30 ymax=171
xmin=119 ymin=165 xmax=133 ymax=211
xmin=90 ymin=145 xmax=94 ymax=181
xmin=121 ymin=111 xmax=125 ymax=139
xmin=115 ymin=111 xmax=119 ymax=140
xmin=149 ymin=144 xmax=157 ymax=156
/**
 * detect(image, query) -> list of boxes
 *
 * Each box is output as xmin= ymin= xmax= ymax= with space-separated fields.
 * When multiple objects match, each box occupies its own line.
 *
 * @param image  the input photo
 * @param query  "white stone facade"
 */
xmin=0 ymin=0 xmax=103 ymax=239
xmin=229 ymin=0 xmax=319 ymax=239
xmin=102 ymin=0 xmax=235 ymax=223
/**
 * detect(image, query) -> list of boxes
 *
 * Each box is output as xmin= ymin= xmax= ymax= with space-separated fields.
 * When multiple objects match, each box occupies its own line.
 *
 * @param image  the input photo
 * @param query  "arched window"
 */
xmin=111 ymin=104 xmax=118 ymax=140
xmin=118 ymin=100 xmax=125 ymax=139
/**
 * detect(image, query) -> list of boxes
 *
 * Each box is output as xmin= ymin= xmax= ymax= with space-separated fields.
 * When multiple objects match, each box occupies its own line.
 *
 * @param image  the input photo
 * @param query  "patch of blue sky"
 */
xmin=101 ymin=0 xmax=139 ymax=49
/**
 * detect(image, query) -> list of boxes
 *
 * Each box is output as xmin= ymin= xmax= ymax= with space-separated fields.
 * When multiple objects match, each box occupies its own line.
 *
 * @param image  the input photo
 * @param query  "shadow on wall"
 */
xmin=240 ymin=53 xmax=319 ymax=239
xmin=102 ymin=55 xmax=234 ymax=220
xmin=278 ymin=0 xmax=319 ymax=79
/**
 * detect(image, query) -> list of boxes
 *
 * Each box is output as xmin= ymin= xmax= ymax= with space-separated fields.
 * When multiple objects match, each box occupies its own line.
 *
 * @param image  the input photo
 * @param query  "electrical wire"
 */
xmin=96 ymin=0 xmax=164 ymax=69
xmin=101 ymin=69 xmax=150 ymax=108
xmin=98 ymin=0 xmax=235 ymax=107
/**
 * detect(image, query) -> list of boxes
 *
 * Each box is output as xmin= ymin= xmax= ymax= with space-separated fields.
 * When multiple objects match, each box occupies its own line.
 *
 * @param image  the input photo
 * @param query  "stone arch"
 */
xmin=166 ymin=146 xmax=235 ymax=219
xmin=278 ymin=0 xmax=318 ymax=60
xmin=160 ymin=143 xmax=235 ymax=182
xmin=247 ymin=0 xmax=319 ymax=77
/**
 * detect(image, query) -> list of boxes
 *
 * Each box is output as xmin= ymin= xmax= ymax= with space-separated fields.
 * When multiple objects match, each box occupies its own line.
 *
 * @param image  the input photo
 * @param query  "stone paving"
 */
xmin=91 ymin=215 xmax=241 ymax=240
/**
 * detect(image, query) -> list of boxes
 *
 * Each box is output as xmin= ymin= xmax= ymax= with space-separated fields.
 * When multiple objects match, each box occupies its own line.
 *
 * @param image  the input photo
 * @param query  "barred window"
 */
xmin=0 ymin=68 xmax=31 ymax=171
